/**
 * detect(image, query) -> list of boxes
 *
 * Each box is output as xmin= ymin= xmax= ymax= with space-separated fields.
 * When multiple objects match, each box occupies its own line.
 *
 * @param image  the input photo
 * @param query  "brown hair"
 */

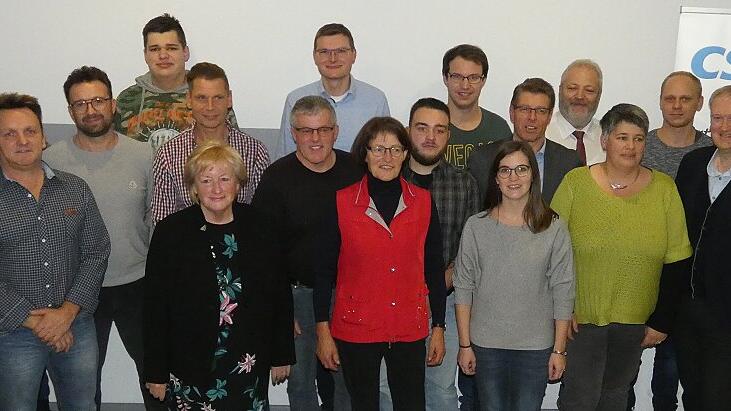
xmin=314 ymin=23 xmax=355 ymax=50
xmin=510 ymin=78 xmax=556 ymax=111
xmin=186 ymin=62 xmax=229 ymax=90
xmin=0 ymin=93 xmax=43 ymax=127
xmin=483 ymin=140 xmax=557 ymax=233
xmin=351 ymin=117 xmax=410 ymax=169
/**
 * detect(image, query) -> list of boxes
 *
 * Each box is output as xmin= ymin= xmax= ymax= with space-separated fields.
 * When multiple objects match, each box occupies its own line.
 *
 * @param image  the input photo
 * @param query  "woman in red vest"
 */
xmin=314 ymin=117 xmax=446 ymax=411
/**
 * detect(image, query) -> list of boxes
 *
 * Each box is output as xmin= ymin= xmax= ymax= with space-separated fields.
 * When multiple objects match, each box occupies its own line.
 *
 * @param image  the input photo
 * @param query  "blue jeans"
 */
xmin=472 ymin=346 xmax=551 ymax=411
xmin=379 ymin=293 xmax=460 ymax=411
xmin=288 ymin=286 xmax=350 ymax=411
xmin=651 ymin=337 xmax=679 ymax=410
xmin=0 ymin=315 xmax=98 ymax=410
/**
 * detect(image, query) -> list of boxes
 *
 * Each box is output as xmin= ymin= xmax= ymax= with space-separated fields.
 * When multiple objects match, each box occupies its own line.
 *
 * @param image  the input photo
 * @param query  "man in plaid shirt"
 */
xmin=379 ymin=98 xmax=480 ymax=411
xmin=0 ymin=93 xmax=110 ymax=409
xmin=151 ymin=62 xmax=269 ymax=224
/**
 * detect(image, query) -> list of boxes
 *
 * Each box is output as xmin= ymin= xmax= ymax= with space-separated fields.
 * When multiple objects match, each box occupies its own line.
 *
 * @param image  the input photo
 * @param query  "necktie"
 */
xmin=573 ymin=130 xmax=586 ymax=165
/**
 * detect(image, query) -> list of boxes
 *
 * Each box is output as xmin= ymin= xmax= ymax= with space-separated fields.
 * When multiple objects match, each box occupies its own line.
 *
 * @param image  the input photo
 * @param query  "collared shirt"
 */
xmin=151 ymin=124 xmax=270 ymax=224
xmin=707 ymin=148 xmax=731 ymax=204
xmin=545 ymin=111 xmax=605 ymax=165
xmin=0 ymin=163 xmax=110 ymax=334
xmin=278 ymin=76 xmax=390 ymax=159
xmin=403 ymin=161 xmax=481 ymax=265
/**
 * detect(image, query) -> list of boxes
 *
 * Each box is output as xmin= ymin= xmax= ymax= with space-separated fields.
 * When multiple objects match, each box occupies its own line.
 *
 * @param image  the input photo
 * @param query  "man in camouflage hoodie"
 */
xmin=115 ymin=13 xmax=236 ymax=152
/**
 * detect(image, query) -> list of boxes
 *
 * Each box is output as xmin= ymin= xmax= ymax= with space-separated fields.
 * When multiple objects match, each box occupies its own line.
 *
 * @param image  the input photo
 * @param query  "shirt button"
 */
xmin=47 ymin=304 xmax=52 ymax=307
xmin=27 ymin=194 xmax=32 ymax=198
xmin=45 ymin=284 xmax=50 ymax=288
xmin=37 ymin=216 xmax=42 ymax=220
xmin=44 ymin=262 xmax=49 ymax=267
xmin=41 ymin=238 xmax=46 ymax=243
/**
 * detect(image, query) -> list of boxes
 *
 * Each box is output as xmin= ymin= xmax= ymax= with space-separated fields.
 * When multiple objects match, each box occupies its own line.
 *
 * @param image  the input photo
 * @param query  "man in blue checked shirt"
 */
xmin=0 ymin=92 xmax=110 ymax=410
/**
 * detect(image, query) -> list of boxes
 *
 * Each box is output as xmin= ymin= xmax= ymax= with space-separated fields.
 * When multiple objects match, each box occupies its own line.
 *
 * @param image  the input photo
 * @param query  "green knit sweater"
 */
xmin=551 ymin=167 xmax=692 ymax=326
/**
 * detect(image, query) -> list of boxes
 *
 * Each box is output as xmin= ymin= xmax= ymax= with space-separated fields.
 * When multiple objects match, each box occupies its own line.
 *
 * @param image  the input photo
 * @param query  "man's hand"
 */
xmin=316 ymin=322 xmax=340 ymax=371
xmin=30 ymin=302 xmax=79 ymax=344
xmin=271 ymin=365 xmax=291 ymax=385
xmin=51 ymin=330 xmax=75 ymax=353
xmin=444 ymin=263 xmax=455 ymax=291
xmin=426 ymin=327 xmax=446 ymax=366
xmin=146 ymin=383 xmax=167 ymax=401
xmin=641 ymin=326 xmax=667 ymax=348
xmin=22 ymin=314 xmax=42 ymax=330
xmin=293 ymin=319 xmax=302 ymax=338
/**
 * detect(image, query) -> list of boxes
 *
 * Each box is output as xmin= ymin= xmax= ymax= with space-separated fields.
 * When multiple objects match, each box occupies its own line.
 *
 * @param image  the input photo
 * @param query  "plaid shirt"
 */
xmin=403 ymin=161 xmax=481 ymax=265
xmin=0 ymin=163 xmax=110 ymax=334
xmin=151 ymin=125 xmax=270 ymax=224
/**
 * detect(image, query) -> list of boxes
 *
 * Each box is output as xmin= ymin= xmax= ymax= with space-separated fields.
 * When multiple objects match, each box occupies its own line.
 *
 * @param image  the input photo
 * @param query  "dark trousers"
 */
xmin=337 ymin=339 xmax=426 ymax=411
xmin=94 ymin=279 xmax=166 ymax=410
xmin=626 ymin=336 xmax=679 ymax=411
xmin=558 ymin=323 xmax=645 ymax=411
xmin=458 ymin=370 xmax=480 ymax=410
xmin=674 ymin=298 xmax=731 ymax=411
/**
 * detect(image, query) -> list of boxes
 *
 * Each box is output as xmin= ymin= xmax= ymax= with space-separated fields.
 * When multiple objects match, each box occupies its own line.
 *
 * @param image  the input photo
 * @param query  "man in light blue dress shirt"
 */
xmin=277 ymin=23 xmax=389 ymax=160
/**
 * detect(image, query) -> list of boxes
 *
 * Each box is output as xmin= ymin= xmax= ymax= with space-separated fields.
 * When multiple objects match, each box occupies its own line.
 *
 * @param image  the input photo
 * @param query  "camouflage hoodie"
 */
xmin=114 ymin=71 xmax=238 ymax=152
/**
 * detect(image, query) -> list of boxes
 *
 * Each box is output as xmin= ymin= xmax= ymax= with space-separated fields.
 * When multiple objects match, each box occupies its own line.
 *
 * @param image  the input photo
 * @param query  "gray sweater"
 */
xmin=44 ymin=134 xmax=152 ymax=286
xmin=454 ymin=212 xmax=575 ymax=350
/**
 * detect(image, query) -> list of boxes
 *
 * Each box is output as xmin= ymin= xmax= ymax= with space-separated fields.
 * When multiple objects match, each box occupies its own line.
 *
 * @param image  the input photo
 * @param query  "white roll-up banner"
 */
xmin=675 ymin=7 xmax=731 ymax=132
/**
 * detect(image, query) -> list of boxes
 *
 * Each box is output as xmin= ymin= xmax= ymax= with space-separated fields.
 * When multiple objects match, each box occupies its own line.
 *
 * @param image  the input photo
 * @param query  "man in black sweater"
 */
xmin=674 ymin=84 xmax=731 ymax=411
xmin=252 ymin=95 xmax=362 ymax=411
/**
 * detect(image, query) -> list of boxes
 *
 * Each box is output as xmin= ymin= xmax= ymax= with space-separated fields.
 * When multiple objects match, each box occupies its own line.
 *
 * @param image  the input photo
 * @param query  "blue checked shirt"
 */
xmin=0 ymin=163 xmax=110 ymax=334
xmin=403 ymin=161 xmax=481 ymax=266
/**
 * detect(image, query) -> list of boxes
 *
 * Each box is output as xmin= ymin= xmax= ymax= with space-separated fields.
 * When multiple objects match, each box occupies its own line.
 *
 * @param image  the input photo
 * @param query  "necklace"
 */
xmin=604 ymin=164 xmax=641 ymax=190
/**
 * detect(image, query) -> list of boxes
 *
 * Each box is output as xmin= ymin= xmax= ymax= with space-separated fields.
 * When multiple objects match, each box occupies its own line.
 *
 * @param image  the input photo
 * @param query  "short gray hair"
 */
xmin=599 ymin=103 xmax=649 ymax=141
xmin=561 ymin=59 xmax=603 ymax=91
xmin=709 ymin=85 xmax=731 ymax=109
xmin=289 ymin=95 xmax=337 ymax=127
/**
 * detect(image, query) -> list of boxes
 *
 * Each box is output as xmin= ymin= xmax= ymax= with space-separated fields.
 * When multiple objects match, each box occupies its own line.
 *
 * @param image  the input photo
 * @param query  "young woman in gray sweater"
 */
xmin=454 ymin=140 xmax=575 ymax=411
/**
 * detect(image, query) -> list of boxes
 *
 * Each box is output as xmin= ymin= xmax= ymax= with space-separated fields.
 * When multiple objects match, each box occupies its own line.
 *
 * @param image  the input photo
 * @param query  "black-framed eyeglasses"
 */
xmin=497 ymin=164 xmax=531 ymax=179
xmin=447 ymin=73 xmax=485 ymax=84
xmin=69 ymin=97 xmax=112 ymax=113
xmin=513 ymin=105 xmax=551 ymax=117
xmin=367 ymin=145 xmax=405 ymax=158
xmin=293 ymin=126 xmax=336 ymax=136
xmin=315 ymin=47 xmax=353 ymax=59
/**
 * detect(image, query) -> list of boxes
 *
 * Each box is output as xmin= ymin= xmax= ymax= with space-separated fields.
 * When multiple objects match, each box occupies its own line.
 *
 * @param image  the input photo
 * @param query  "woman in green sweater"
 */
xmin=552 ymin=104 xmax=692 ymax=410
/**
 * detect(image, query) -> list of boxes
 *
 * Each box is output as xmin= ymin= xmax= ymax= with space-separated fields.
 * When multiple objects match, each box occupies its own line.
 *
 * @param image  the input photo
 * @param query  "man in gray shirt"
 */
xmin=630 ymin=71 xmax=710 ymax=411
xmin=44 ymin=66 xmax=162 ymax=410
xmin=643 ymin=71 xmax=711 ymax=178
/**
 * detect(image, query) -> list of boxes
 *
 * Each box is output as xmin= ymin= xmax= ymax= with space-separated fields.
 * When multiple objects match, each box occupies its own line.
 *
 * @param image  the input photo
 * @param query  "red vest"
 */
xmin=331 ymin=176 xmax=431 ymax=343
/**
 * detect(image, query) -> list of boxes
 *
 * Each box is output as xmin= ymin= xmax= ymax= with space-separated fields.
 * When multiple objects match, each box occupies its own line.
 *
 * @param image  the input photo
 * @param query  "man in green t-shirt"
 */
xmin=114 ymin=13 xmax=237 ymax=152
xmin=441 ymin=44 xmax=512 ymax=169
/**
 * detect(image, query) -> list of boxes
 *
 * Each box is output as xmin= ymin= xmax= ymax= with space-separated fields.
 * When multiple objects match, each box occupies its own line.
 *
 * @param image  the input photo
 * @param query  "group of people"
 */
xmin=0 ymin=11 xmax=729 ymax=411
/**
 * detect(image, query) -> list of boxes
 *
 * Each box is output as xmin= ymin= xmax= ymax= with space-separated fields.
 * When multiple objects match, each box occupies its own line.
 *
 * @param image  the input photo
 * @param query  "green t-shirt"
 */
xmin=550 ymin=167 xmax=692 ymax=326
xmin=445 ymin=107 xmax=512 ymax=169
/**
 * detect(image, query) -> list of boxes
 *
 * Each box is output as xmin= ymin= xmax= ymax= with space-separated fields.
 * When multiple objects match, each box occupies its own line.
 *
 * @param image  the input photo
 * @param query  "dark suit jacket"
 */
xmin=675 ymin=146 xmax=731 ymax=328
xmin=143 ymin=203 xmax=295 ymax=386
xmin=466 ymin=138 xmax=582 ymax=204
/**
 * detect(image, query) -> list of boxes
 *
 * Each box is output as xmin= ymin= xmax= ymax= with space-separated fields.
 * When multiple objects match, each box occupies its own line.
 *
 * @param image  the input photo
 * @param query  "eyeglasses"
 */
xmin=513 ymin=105 xmax=551 ymax=117
xmin=447 ymin=73 xmax=485 ymax=84
xmin=367 ymin=145 xmax=405 ymax=158
xmin=315 ymin=47 xmax=353 ymax=59
xmin=497 ymin=164 xmax=531 ymax=179
xmin=293 ymin=126 xmax=336 ymax=136
xmin=69 ymin=97 xmax=112 ymax=113
xmin=711 ymin=114 xmax=731 ymax=126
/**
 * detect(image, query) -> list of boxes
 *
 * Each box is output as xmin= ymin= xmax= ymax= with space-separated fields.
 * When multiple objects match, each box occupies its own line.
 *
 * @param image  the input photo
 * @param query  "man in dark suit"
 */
xmin=467 ymin=78 xmax=582 ymax=203
xmin=673 ymin=84 xmax=731 ymax=411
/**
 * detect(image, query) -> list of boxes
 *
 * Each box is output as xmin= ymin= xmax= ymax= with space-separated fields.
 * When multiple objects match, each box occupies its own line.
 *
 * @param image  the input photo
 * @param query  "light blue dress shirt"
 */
xmin=277 ymin=76 xmax=389 ymax=159
xmin=706 ymin=148 xmax=731 ymax=204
